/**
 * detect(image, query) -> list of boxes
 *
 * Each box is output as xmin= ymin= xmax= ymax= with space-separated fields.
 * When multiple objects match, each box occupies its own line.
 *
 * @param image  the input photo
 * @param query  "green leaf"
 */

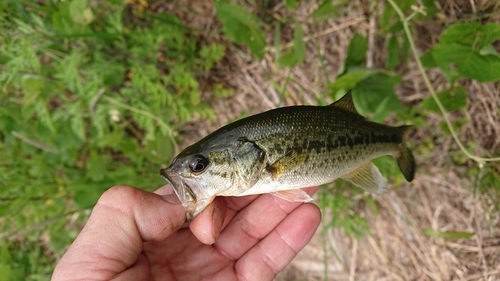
xmin=346 ymin=33 xmax=368 ymax=67
xmin=85 ymin=151 xmax=109 ymax=181
xmin=278 ymin=51 xmax=298 ymax=67
xmin=200 ymin=44 xmax=226 ymax=69
xmin=70 ymin=115 xmax=86 ymax=141
xmin=284 ymin=0 xmax=299 ymax=10
xmin=73 ymin=189 xmax=101 ymax=209
xmin=422 ymin=228 xmax=475 ymax=239
xmin=35 ymin=101 xmax=55 ymax=132
xmin=331 ymin=68 xmax=402 ymax=121
xmin=439 ymin=23 xmax=500 ymax=49
xmin=147 ymin=130 xmax=174 ymax=162
xmin=477 ymin=24 xmax=500 ymax=49
xmin=432 ymin=43 xmax=500 ymax=82
xmin=422 ymin=0 xmax=440 ymax=17
xmin=386 ymin=35 xmax=400 ymax=69
xmin=372 ymin=155 xmax=397 ymax=182
xmin=421 ymin=86 xmax=467 ymax=112
xmin=310 ymin=0 xmax=347 ymax=20
xmin=279 ymin=22 xmax=306 ymax=67
xmin=337 ymin=33 xmax=368 ymax=75
xmin=215 ymin=2 xmax=266 ymax=59
xmin=352 ymin=72 xmax=403 ymax=121
xmin=363 ymin=195 xmax=379 ymax=215
xmin=22 ymin=78 xmax=46 ymax=108
xmin=439 ymin=22 xmax=480 ymax=46
xmin=436 ymin=23 xmax=500 ymax=81
xmin=439 ymin=118 xmax=468 ymax=136
xmin=479 ymin=44 xmax=500 ymax=57
xmin=379 ymin=0 xmax=411 ymax=34
xmin=106 ymin=166 xmax=140 ymax=183
xmin=329 ymin=68 xmax=378 ymax=93
xmin=212 ymin=83 xmax=235 ymax=98
xmin=293 ymin=22 xmax=306 ymax=64
xmin=420 ymin=51 xmax=437 ymax=68
xmin=69 ymin=0 xmax=94 ymax=26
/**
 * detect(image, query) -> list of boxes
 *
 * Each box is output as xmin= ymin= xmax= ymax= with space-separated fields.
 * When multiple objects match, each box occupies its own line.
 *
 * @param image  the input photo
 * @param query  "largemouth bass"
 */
xmin=160 ymin=92 xmax=416 ymax=220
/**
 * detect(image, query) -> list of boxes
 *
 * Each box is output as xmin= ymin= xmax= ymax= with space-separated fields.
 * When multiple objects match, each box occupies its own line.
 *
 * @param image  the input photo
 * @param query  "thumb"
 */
xmin=52 ymin=185 xmax=186 ymax=281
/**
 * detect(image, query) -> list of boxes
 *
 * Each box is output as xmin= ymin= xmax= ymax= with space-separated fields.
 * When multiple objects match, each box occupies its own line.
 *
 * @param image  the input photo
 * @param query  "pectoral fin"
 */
xmin=341 ymin=162 xmax=387 ymax=194
xmin=274 ymin=189 xmax=313 ymax=202
xmin=267 ymin=150 xmax=307 ymax=180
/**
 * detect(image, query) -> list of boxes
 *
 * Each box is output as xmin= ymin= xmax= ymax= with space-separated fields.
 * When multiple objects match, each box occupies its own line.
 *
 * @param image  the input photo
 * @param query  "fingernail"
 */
xmin=162 ymin=194 xmax=181 ymax=205
xmin=212 ymin=206 xmax=223 ymax=241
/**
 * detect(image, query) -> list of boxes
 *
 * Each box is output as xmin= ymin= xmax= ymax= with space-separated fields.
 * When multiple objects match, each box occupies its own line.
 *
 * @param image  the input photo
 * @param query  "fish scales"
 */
xmin=160 ymin=92 xmax=416 ymax=220
xmin=229 ymin=107 xmax=406 ymax=195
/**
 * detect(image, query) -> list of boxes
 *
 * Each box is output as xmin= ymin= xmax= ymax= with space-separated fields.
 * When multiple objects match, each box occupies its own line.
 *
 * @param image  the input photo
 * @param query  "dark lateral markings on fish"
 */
xmin=160 ymin=91 xmax=416 ymax=220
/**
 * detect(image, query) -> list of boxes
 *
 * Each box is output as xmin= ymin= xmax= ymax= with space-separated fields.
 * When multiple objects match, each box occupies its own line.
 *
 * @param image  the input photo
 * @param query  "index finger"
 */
xmin=213 ymin=187 xmax=319 ymax=259
xmin=236 ymin=203 xmax=321 ymax=280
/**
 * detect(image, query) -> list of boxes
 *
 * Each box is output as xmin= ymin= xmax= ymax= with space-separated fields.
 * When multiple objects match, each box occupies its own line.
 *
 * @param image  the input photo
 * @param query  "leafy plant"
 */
xmin=0 ymin=0 xmax=226 ymax=279
xmin=423 ymin=23 xmax=500 ymax=83
xmin=214 ymin=0 xmax=500 ymax=243
xmin=214 ymin=1 xmax=266 ymax=59
xmin=3 ymin=0 xmax=500 ymax=279
xmin=328 ymin=33 xmax=404 ymax=122
xmin=317 ymin=181 xmax=371 ymax=240
xmin=385 ymin=0 xmax=500 ymax=170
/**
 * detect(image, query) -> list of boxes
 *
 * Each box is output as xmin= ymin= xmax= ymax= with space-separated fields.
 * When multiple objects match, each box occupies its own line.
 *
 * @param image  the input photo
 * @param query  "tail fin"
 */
xmin=396 ymin=126 xmax=416 ymax=182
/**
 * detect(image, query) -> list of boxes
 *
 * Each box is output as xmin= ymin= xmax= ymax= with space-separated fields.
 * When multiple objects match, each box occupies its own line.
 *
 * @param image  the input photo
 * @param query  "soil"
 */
xmin=155 ymin=0 xmax=500 ymax=279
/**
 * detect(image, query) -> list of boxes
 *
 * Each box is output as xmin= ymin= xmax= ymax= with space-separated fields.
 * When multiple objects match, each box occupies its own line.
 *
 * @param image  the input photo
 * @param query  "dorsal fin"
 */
xmin=330 ymin=91 xmax=359 ymax=114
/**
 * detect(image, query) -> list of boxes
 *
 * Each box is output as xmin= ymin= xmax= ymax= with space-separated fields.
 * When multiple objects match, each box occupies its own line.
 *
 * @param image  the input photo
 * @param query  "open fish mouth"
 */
xmin=159 ymin=168 xmax=205 ymax=220
xmin=160 ymin=168 xmax=195 ymax=205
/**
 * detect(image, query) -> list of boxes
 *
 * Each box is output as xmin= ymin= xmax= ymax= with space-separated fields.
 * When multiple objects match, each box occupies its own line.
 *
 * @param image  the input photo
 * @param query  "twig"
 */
xmin=11 ymin=131 xmax=59 ymax=153
xmin=2 ymin=211 xmax=78 ymax=241
xmin=366 ymin=5 xmax=376 ymax=68
xmin=89 ymin=87 xmax=106 ymax=114
xmin=349 ymin=238 xmax=358 ymax=281
xmin=243 ymin=70 xmax=276 ymax=109
xmin=104 ymin=96 xmax=178 ymax=153
xmin=266 ymin=17 xmax=366 ymax=52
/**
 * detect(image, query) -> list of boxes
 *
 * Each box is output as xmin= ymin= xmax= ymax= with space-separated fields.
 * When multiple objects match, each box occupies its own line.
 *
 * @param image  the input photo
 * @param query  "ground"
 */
xmin=158 ymin=0 xmax=500 ymax=280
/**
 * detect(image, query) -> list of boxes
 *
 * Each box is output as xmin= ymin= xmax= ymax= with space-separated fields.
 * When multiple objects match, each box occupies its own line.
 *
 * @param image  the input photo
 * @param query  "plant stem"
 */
xmin=11 ymin=131 xmax=59 ymax=153
xmin=104 ymin=96 xmax=178 ymax=152
xmin=386 ymin=0 xmax=500 ymax=164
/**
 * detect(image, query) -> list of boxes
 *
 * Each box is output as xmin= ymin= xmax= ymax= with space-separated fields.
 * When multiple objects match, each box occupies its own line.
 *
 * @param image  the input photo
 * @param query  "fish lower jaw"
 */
xmin=185 ymin=198 xmax=212 ymax=221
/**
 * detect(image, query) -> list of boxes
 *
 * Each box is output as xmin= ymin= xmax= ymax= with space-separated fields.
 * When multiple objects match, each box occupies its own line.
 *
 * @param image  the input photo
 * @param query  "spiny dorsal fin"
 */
xmin=330 ymin=91 xmax=359 ymax=114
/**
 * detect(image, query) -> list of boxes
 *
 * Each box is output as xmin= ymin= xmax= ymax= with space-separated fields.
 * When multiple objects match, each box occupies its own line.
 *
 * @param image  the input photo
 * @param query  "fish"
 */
xmin=160 ymin=92 xmax=416 ymax=220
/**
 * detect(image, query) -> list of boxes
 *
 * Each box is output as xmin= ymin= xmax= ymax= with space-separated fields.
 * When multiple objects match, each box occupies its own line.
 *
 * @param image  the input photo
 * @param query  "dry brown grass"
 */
xmin=158 ymin=0 xmax=500 ymax=280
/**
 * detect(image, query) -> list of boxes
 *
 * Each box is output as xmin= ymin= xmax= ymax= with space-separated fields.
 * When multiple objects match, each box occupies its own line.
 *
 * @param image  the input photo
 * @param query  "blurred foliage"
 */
xmin=317 ymin=180 xmax=371 ymax=240
xmin=1 ymin=0 xmax=500 ymax=279
xmin=214 ymin=0 xmax=500 ymax=242
xmin=0 ymin=0 xmax=225 ymax=279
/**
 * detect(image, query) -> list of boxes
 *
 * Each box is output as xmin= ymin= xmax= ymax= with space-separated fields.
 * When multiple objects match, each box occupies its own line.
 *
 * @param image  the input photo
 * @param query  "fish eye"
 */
xmin=188 ymin=154 xmax=208 ymax=173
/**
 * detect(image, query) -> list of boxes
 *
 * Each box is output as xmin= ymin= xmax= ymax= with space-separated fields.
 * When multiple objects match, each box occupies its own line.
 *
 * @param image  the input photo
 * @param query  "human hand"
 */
xmin=51 ymin=185 xmax=321 ymax=280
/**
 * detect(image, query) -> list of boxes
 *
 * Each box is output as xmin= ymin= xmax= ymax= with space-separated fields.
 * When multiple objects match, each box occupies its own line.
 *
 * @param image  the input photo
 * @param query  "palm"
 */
xmin=52 ymin=186 xmax=320 ymax=281
xmin=144 ymin=194 xmax=320 ymax=280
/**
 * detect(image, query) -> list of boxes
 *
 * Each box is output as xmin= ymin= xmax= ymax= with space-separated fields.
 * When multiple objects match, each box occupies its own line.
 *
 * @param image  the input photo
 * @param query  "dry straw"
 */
xmin=162 ymin=0 xmax=500 ymax=279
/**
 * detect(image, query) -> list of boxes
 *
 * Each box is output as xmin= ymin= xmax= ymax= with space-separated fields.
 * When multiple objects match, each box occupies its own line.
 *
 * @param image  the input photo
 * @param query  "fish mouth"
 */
xmin=160 ymin=168 xmax=196 ymax=205
xmin=159 ymin=168 xmax=201 ymax=220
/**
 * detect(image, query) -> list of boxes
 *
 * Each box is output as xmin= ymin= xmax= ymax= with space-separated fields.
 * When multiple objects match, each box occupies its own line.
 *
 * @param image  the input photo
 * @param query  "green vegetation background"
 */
xmin=1 ymin=0 xmax=499 ymax=279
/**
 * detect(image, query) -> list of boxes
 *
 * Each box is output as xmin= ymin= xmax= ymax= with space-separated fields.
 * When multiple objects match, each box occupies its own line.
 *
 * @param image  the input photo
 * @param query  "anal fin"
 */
xmin=274 ymin=189 xmax=313 ymax=202
xmin=341 ymin=162 xmax=387 ymax=194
